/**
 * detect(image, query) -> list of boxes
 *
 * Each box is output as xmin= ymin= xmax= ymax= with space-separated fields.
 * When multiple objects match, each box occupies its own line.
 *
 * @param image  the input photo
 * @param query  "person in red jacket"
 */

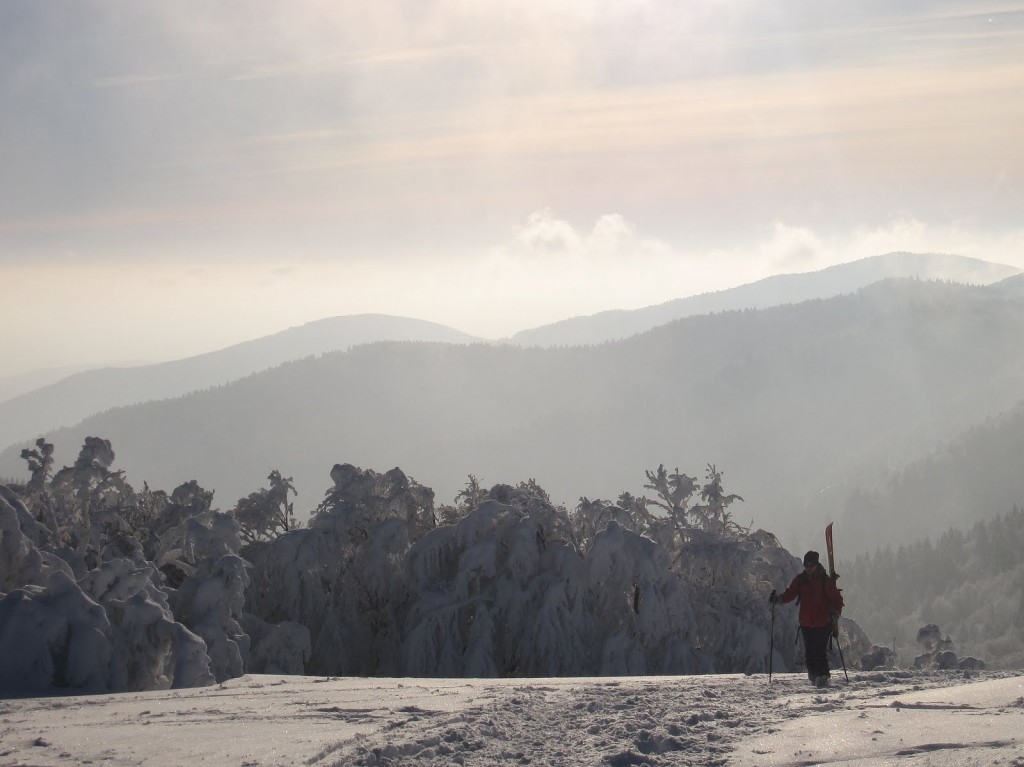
xmin=770 ymin=550 xmax=843 ymax=687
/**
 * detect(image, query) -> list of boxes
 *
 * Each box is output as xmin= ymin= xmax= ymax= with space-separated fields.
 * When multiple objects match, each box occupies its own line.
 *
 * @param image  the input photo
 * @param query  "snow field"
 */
xmin=1 ymin=670 xmax=1020 ymax=767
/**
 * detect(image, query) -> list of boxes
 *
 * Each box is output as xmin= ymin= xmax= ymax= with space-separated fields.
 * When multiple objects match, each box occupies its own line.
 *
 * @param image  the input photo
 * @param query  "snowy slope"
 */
xmin=0 ymin=671 xmax=1019 ymax=766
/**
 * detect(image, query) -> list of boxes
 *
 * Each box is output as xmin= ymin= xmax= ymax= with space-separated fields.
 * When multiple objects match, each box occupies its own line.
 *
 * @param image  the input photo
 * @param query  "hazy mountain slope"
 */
xmin=0 ymin=314 xmax=480 ymax=445
xmin=509 ymin=252 xmax=1021 ymax=347
xmin=0 ymin=364 xmax=96 ymax=405
xmin=4 ymin=279 xmax=1023 ymax=556
xmin=994 ymin=273 xmax=1024 ymax=297
xmin=833 ymin=400 xmax=1024 ymax=554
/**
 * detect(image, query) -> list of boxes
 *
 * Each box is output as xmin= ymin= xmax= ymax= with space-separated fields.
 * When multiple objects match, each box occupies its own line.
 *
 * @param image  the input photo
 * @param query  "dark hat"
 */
xmin=803 ymin=550 xmax=819 ymax=566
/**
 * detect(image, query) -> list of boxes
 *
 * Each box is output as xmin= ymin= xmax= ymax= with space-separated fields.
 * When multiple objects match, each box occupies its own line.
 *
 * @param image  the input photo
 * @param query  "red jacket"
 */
xmin=779 ymin=563 xmax=843 ymax=629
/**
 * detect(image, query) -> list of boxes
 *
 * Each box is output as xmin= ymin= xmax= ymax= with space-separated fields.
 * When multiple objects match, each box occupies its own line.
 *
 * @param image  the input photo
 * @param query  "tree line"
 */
xmin=844 ymin=505 xmax=1024 ymax=668
xmin=1 ymin=436 xmax=810 ymax=695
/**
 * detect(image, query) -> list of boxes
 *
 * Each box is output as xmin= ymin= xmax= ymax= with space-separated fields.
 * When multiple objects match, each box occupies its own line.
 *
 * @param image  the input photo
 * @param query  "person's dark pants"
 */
xmin=801 ymin=626 xmax=832 ymax=679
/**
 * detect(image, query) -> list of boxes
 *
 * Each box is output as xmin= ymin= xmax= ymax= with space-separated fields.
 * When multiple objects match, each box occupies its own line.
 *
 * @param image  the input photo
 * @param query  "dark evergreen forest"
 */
xmin=845 ymin=505 xmax=1024 ymax=667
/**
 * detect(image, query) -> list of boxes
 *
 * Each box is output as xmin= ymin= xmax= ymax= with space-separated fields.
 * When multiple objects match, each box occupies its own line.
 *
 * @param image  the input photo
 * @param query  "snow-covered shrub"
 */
xmin=104 ymin=590 xmax=215 ymax=690
xmin=909 ymin=623 xmax=988 ymax=670
xmin=149 ymin=491 xmax=240 ymax=588
xmin=571 ymin=496 xmax=647 ymax=553
xmin=78 ymin=555 xmax=169 ymax=607
xmin=232 ymin=470 xmax=299 ymax=543
xmin=859 ymin=645 xmax=896 ymax=671
xmin=680 ymin=532 xmax=801 ymax=674
xmin=240 ymin=614 xmax=311 ymax=674
xmin=405 ymin=481 xmax=716 ymax=677
xmin=0 ymin=572 xmax=115 ymax=695
xmin=405 ymin=489 xmax=589 ymax=677
xmin=45 ymin=438 xmax=139 ymax=568
xmin=912 ymin=647 xmax=961 ymax=670
xmin=243 ymin=465 xmax=433 ymax=675
xmin=0 ymin=484 xmax=52 ymax=550
xmin=73 ymin=557 xmax=216 ymax=691
xmin=1 ymin=489 xmax=49 ymax=591
xmin=311 ymin=463 xmax=436 ymax=541
xmin=838 ymin=615 xmax=874 ymax=666
xmin=243 ymin=527 xmax=344 ymax=672
xmin=584 ymin=521 xmax=711 ymax=675
xmin=171 ymin=555 xmax=250 ymax=682
xmin=1 ymin=442 xmax=225 ymax=695
xmin=337 ymin=518 xmax=411 ymax=675
xmin=145 ymin=481 xmax=215 ymax=544
xmin=6 ymin=438 xmax=833 ymax=685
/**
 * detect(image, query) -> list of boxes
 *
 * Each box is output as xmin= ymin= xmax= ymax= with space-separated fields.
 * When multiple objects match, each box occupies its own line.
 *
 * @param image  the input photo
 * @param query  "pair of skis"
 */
xmin=825 ymin=522 xmax=849 ymax=682
xmin=769 ymin=523 xmax=848 ymax=683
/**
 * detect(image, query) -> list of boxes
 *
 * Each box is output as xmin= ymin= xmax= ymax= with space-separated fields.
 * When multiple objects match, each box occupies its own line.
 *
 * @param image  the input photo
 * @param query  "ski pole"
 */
xmin=837 ymin=640 xmax=849 ymax=682
xmin=768 ymin=600 xmax=775 ymax=683
xmin=831 ymin=618 xmax=850 ymax=683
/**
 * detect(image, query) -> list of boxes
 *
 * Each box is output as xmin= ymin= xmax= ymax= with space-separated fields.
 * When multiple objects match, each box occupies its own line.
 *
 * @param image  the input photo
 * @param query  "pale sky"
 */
xmin=2 ymin=1 xmax=1024 ymax=376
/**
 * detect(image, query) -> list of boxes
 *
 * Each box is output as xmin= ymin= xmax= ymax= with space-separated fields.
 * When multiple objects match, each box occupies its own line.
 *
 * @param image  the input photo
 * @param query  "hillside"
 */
xmin=0 ymin=314 xmax=480 ymax=444
xmin=4 ymin=253 xmax=1014 ymax=447
xmin=831 ymin=401 xmax=1024 ymax=553
xmin=995 ymin=272 xmax=1024 ymax=297
xmin=846 ymin=505 xmax=1024 ymax=667
xmin=509 ymin=252 xmax=1021 ymax=347
xmin=4 ymin=278 xmax=1024 ymax=553
xmin=0 ymin=364 xmax=98 ymax=404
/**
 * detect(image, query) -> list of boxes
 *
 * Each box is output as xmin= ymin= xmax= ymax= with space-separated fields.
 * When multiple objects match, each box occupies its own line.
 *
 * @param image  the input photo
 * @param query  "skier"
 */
xmin=769 ymin=550 xmax=843 ymax=687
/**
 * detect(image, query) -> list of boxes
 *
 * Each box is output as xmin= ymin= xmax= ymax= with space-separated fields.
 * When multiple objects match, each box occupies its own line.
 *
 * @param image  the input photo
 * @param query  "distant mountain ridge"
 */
xmin=3 ymin=251 xmax=1023 ymax=519
xmin=0 ymin=364 xmax=97 ymax=405
xmin=508 ymin=252 xmax=1021 ymax=347
xmin=994 ymin=272 xmax=1024 ymax=297
xmin=4 ymin=277 xmax=1024 ymax=558
xmin=0 ymin=314 xmax=481 ymax=445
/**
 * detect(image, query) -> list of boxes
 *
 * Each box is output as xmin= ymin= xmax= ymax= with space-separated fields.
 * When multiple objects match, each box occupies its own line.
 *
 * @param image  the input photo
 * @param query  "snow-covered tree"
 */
xmin=0 ymin=571 xmax=117 ymax=695
xmin=240 ymin=614 xmax=311 ymax=674
xmin=571 ymin=495 xmax=646 ymax=553
xmin=232 ymin=470 xmax=299 ymax=543
xmin=242 ymin=527 xmax=344 ymax=674
xmin=151 ymin=506 xmax=242 ymax=587
xmin=0 ymin=523 xmax=214 ymax=695
xmin=405 ymin=484 xmax=586 ymax=676
xmin=243 ymin=464 xmax=435 ymax=675
xmin=3 ymin=436 xmax=825 ymax=691
xmin=0 ymin=438 xmax=235 ymax=694
xmin=436 ymin=474 xmax=487 ymax=526
xmin=78 ymin=556 xmax=215 ymax=691
xmin=171 ymin=555 xmax=251 ymax=682
xmin=584 ymin=520 xmax=711 ymax=674
xmin=682 ymin=530 xmax=798 ymax=673
xmin=0 ymin=487 xmax=71 ymax=591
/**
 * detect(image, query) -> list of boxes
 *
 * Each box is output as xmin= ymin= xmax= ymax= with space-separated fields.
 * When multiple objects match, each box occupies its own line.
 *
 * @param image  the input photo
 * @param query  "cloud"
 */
xmin=512 ymin=209 xmax=583 ymax=258
xmin=492 ymin=209 xmax=672 ymax=269
xmin=757 ymin=224 xmax=825 ymax=271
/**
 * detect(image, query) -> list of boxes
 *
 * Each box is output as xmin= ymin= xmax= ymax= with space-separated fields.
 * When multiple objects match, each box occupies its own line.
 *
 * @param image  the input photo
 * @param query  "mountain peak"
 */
xmin=509 ymin=252 xmax=1021 ymax=348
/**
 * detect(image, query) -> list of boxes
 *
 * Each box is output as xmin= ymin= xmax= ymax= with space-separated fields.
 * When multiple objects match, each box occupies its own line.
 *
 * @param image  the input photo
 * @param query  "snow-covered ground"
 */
xmin=2 ymin=670 xmax=1021 ymax=766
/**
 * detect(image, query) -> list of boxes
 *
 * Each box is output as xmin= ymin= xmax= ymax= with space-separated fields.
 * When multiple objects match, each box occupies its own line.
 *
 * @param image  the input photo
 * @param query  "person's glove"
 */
xmin=768 ymin=590 xmax=779 ymax=604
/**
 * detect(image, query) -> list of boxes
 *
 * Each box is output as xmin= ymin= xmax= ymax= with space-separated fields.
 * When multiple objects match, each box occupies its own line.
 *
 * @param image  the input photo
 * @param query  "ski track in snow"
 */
xmin=318 ymin=671 xmax=1014 ymax=767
